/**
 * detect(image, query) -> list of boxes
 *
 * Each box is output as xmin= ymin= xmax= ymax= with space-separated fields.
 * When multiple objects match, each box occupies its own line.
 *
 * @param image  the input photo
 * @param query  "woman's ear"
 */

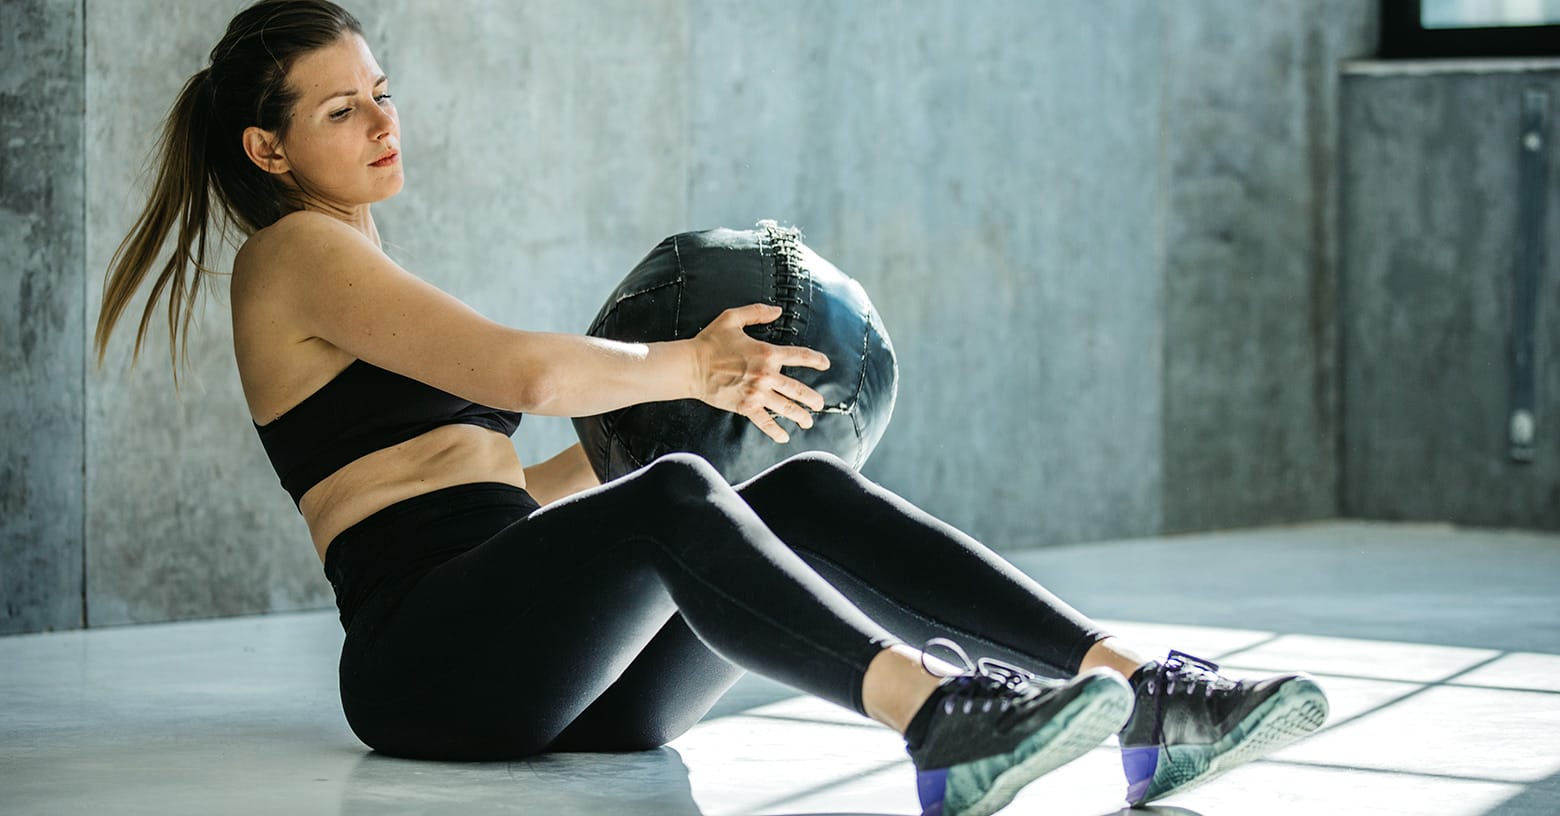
xmin=242 ymin=126 xmax=290 ymax=175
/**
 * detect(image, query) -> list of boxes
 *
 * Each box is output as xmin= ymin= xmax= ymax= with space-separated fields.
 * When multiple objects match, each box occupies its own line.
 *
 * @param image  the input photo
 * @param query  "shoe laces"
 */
xmin=1150 ymin=650 xmax=1240 ymax=699
xmin=920 ymin=638 xmax=1046 ymax=717
xmin=1144 ymin=650 xmax=1241 ymax=743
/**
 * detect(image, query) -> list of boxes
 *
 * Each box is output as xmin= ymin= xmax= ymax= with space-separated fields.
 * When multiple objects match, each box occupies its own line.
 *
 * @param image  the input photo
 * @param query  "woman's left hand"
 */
xmin=689 ymin=303 xmax=831 ymax=444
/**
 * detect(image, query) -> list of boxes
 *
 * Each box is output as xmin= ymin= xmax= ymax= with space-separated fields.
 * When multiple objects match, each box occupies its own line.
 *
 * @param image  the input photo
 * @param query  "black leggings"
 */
xmin=325 ymin=451 xmax=1109 ymax=760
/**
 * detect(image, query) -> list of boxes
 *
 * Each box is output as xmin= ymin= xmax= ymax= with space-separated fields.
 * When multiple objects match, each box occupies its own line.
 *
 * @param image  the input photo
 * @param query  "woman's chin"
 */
xmin=368 ymin=178 xmax=405 ymax=203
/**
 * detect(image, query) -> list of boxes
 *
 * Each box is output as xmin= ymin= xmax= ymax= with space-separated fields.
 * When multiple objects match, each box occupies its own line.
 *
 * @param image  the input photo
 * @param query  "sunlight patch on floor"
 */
xmin=671 ymin=618 xmax=1557 ymax=816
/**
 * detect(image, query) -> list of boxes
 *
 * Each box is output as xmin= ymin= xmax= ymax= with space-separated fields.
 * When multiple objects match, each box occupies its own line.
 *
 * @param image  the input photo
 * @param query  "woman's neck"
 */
xmin=299 ymin=199 xmax=379 ymax=248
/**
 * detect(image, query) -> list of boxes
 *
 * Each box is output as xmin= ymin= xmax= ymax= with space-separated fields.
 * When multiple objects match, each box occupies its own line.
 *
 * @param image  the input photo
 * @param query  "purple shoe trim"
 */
xmin=917 ymin=767 xmax=949 ymax=815
xmin=1121 ymin=745 xmax=1160 ymax=803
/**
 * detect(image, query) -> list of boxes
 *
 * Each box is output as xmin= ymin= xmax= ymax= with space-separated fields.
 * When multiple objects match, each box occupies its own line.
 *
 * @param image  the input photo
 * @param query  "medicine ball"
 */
xmin=572 ymin=221 xmax=898 ymax=484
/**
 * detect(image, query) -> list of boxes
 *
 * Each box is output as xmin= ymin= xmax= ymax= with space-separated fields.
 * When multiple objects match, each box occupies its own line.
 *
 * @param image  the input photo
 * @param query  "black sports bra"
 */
xmin=254 ymin=360 xmax=522 ymax=507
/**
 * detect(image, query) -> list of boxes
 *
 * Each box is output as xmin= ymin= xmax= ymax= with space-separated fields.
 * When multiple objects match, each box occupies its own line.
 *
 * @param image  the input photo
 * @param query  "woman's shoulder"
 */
xmin=230 ymin=213 xmax=374 ymax=402
xmin=234 ymin=213 xmax=385 ymax=310
xmin=237 ymin=211 xmax=360 ymax=272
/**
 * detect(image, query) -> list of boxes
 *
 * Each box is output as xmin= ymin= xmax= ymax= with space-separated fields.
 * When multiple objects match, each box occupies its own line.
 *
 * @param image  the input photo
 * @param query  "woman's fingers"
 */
xmin=701 ymin=304 xmax=835 ymax=443
xmin=770 ymin=375 xmax=825 ymax=415
xmin=722 ymin=303 xmax=783 ymax=328
xmin=743 ymin=374 xmax=823 ymax=443
xmin=749 ymin=409 xmax=791 ymax=444
xmin=767 ymin=391 xmax=817 ymax=431
xmin=774 ymin=343 xmax=831 ymax=372
xmin=715 ymin=303 xmax=831 ymax=369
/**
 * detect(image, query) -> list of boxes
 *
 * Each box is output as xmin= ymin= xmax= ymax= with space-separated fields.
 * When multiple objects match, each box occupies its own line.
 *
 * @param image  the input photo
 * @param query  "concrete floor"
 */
xmin=2 ymin=521 xmax=1557 ymax=815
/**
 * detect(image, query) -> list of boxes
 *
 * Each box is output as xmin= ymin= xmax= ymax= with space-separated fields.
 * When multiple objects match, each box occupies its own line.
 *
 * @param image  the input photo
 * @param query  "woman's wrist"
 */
xmin=647 ymin=338 xmax=703 ymax=403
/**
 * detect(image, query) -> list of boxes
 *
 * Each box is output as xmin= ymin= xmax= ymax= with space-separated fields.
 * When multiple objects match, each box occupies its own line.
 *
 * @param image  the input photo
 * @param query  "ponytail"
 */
xmin=94 ymin=0 xmax=364 ymax=379
xmin=94 ymin=68 xmax=219 ymax=376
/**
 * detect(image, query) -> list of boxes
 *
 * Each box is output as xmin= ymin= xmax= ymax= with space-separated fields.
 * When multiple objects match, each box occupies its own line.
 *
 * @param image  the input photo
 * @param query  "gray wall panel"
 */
xmin=1161 ymin=0 xmax=1377 ymax=533
xmin=84 ymin=0 xmax=322 ymax=626
xmin=687 ymin=1 xmax=1166 ymax=548
xmin=1341 ymin=62 xmax=1560 ymax=529
xmin=1 ymin=0 xmax=86 ymax=635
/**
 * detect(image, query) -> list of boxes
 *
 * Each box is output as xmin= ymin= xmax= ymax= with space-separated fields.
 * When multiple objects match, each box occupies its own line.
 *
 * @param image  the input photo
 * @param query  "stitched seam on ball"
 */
xmin=758 ymin=220 xmax=806 ymax=341
xmin=604 ymin=413 xmax=650 ymax=473
xmin=671 ymin=233 xmax=685 ymax=338
xmin=856 ymin=310 xmax=872 ymax=400
xmin=593 ymin=279 xmax=680 ymax=335
xmin=609 ymin=279 xmax=680 ymax=303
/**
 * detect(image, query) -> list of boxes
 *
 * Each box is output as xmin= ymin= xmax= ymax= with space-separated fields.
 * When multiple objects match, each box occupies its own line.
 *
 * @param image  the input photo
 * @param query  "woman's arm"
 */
xmin=522 ymin=443 xmax=601 ymax=505
xmin=239 ymin=211 xmax=828 ymax=441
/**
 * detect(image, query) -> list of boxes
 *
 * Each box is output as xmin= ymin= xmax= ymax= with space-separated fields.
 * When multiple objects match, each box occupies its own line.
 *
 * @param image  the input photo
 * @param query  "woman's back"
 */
xmin=231 ymin=211 xmax=532 ymax=558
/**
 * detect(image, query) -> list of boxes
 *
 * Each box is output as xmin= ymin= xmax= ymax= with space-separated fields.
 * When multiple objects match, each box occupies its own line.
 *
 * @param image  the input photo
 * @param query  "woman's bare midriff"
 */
xmin=300 ymin=423 xmax=528 ymax=561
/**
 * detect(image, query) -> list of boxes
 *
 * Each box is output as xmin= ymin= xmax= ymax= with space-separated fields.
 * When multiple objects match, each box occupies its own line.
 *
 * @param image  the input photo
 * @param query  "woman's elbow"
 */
xmin=511 ymin=375 xmax=558 ymax=415
xmin=497 ymin=332 xmax=558 ymax=413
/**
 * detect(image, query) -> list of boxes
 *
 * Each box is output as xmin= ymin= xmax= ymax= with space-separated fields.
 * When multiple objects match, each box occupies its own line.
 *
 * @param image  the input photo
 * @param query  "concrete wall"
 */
xmin=3 ymin=0 xmax=1377 ymax=634
xmin=1160 ymin=1 xmax=1376 ymax=532
xmin=2 ymin=0 xmax=86 ymax=636
xmin=83 ymin=0 xmax=326 ymax=628
xmin=679 ymin=3 xmax=1168 ymax=547
xmin=1340 ymin=60 xmax=1560 ymax=528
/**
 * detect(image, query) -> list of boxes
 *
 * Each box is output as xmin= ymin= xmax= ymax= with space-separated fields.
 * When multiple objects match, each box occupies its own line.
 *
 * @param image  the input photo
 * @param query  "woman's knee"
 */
xmin=784 ymin=449 xmax=854 ymax=472
xmin=738 ymin=450 xmax=859 ymax=492
xmin=633 ymin=452 xmax=728 ymax=501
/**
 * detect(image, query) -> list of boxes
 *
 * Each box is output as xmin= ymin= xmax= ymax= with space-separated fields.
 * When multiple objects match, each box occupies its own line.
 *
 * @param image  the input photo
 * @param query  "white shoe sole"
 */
xmin=1133 ymin=676 xmax=1330 ymax=806
xmin=948 ymin=669 xmax=1134 ymax=816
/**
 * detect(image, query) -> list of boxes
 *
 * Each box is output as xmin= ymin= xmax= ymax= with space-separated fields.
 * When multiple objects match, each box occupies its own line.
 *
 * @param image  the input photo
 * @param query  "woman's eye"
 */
xmin=328 ymin=94 xmax=390 ymax=121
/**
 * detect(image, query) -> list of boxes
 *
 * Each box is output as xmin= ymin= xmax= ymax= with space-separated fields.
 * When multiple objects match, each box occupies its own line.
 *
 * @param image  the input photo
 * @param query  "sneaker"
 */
xmin=908 ymin=640 xmax=1133 ymax=816
xmin=1118 ymin=650 xmax=1329 ymax=805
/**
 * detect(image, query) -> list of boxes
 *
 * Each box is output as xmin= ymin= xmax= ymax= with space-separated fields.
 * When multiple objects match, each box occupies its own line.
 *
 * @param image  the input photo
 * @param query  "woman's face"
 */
xmin=273 ymin=34 xmax=402 ymax=208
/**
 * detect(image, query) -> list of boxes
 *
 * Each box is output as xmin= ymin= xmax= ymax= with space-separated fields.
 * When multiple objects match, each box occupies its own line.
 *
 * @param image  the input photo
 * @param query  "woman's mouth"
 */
xmin=370 ymin=151 xmax=399 ymax=167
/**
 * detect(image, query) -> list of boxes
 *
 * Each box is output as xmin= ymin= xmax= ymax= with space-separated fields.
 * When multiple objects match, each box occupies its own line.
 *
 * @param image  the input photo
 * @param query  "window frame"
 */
xmin=1380 ymin=0 xmax=1560 ymax=58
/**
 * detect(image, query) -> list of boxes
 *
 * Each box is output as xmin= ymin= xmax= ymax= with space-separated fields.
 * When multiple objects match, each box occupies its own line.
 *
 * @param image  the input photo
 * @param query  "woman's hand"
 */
xmin=690 ymin=304 xmax=831 ymax=444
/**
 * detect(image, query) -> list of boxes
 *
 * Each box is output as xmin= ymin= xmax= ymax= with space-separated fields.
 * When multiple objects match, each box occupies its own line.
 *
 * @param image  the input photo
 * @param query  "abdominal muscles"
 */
xmin=301 ymin=424 xmax=527 ymax=560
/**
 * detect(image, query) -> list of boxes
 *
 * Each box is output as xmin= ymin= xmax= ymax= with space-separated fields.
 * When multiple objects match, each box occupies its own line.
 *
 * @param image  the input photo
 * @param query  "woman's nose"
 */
xmin=370 ymin=106 xmax=395 ymax=141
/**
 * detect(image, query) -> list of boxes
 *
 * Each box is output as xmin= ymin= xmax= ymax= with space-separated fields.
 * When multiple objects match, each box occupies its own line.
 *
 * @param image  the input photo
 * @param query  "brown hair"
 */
xmin=95 ymin=0 xmax=363 ymax=373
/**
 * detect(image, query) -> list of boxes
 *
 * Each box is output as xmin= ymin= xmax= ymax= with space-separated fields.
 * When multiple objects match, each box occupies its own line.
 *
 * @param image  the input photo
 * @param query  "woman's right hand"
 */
xmin=690 ymin=304 xmax=831 ymax=444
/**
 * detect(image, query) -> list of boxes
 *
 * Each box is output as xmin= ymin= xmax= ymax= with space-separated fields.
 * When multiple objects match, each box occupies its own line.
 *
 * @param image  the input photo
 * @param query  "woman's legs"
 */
xmin=734 ymin=455 xmax=1327 ymax=808
xmin=549 ymin=618 xmax=950 ymax=751
xmin=341 ymin=453 xmax=936 ymax=759
xmin=540 ymin=452 xmax=1324 ymax=812
xmin=546 ymin=614 xmax=744 ymax=751
xmin=732 ymin=452 xmax=1116 ymax=676
xmin=550 ymin=451 xmax=1136 ymax=751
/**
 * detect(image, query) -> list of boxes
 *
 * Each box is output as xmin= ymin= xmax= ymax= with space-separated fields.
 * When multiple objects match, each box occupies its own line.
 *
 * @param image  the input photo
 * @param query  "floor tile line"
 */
xmin=1259 ymin=755 xmax=1540 ymax=786
xmin=1215 ymin=664 xmax=1560 ymax=694
xmin=1437 ymin=681 xmax=1560 ymax=696
xmin=1306 ymin=651 xmax=1514 ymax=734
xmin=1208 ymin=632 xmax=1287 ymax=664
xmin=741 ymin=713 xmax=885 ymax=730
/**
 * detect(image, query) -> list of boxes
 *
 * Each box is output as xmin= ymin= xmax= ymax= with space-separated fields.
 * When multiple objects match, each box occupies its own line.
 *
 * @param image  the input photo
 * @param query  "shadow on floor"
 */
xmin=339 ymin=744 xmax=1199 ymax=816
xmin=1481 ymin=766 xmax=1560 ymax=816
xmin=342 ymin=748 xmax=709 ymax=815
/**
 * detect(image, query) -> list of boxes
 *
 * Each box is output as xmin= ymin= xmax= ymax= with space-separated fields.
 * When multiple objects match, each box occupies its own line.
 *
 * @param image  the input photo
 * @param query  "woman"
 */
xmin=95 ymin=2 xmax=1327 ymax=814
